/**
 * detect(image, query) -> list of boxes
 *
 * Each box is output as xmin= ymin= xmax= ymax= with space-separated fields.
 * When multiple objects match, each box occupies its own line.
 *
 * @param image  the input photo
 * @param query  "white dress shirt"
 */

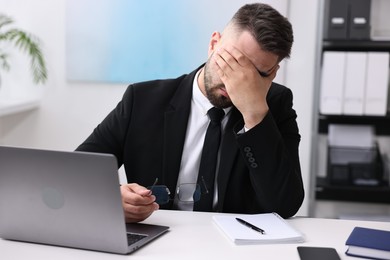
xmin=173 ymin=69 xmax=231 ymax=210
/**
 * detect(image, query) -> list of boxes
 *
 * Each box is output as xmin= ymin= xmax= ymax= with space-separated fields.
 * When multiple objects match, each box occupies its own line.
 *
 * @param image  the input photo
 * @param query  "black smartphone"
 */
xmin=297 ymin=246 xmax=341 ymax=260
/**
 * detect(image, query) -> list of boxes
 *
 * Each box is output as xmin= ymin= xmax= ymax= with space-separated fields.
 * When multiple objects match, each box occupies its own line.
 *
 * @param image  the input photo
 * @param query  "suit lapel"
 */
xmin=161 ymin=69 xmax=198 ymax=198
xmin=216 ymin=107 xmax=242 ymax=211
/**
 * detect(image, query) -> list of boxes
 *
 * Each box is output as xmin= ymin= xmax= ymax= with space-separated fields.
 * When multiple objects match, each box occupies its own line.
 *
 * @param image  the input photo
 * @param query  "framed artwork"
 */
xmin=66 ymin=0 xmax=287 ymax=84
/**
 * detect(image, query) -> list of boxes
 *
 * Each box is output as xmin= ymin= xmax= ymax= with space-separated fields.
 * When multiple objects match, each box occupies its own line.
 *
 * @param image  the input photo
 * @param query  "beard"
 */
xmin=203 ymin=55 xmax=233 ymax=109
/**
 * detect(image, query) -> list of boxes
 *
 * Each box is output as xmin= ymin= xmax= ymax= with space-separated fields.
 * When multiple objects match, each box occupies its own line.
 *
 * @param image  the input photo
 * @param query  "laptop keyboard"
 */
xmin=127 ymin=233 xmax=147 ymax=246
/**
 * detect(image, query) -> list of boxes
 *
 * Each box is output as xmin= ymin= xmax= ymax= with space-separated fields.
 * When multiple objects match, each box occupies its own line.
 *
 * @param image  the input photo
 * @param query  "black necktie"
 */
xmin=194 ymin=107 xmax=225 ymax=211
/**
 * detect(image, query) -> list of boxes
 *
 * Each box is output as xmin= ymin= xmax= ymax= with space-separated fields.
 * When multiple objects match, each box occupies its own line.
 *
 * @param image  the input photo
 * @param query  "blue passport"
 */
xmin=345 ymin=226 xmax=390 ymax=260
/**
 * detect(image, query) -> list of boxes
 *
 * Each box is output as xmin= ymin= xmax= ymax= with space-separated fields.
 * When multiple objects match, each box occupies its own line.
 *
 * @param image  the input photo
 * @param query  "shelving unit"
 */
xmin=323 ymin=40 xmax=390 ymax=51
xmin=318 ymin=114 xmax=390 ymax=135
xmin=316 ymin=177 xmax=390 ymax=203
xmin=310 ymin=0 xmax=390 ymax=218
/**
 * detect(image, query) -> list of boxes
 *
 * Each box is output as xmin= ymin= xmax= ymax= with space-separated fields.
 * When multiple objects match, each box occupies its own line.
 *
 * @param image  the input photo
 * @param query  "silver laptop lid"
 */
xmin=0 ymin=146 xmax=131 ymax=254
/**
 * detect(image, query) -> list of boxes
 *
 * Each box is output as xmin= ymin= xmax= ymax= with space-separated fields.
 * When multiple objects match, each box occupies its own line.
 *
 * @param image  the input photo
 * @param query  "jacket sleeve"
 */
xmin=76 ymin=85 xmax=135 ymax=168
xmin=234 ymin=87 xmax=304 ymax=218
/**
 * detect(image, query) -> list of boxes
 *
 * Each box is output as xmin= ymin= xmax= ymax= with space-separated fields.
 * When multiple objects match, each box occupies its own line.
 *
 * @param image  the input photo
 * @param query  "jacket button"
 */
xmin=251 ymin=163 xmax=258 ymax=168
xmin=248 ymin=157 xmax=255 ymax=163
xmin=244 ymin=147 xmax=251 ymax=152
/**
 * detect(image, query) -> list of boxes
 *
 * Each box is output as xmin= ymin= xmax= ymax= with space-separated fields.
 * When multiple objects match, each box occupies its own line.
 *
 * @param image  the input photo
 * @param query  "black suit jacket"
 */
xmin=77 ymin=67 xmax=304 ymax=218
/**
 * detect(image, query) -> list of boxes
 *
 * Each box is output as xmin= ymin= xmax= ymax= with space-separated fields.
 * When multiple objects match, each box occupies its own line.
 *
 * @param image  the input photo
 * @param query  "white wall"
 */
xmin=285 ymin=1 xmax=320 ymax=216
xmin=0 ymin=0 xmax=127 ymax=150
xmin=0 ymin=0 xmax=319 ymax=216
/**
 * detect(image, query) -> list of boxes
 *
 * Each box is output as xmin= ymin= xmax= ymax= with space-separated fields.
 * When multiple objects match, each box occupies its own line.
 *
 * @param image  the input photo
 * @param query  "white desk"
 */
xmin=1 ymin=210 xmax=389 ymax=259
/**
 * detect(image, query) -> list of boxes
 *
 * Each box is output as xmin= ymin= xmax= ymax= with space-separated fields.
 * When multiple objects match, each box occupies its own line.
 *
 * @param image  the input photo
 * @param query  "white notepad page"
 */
xmin=213 ymin=212 xmax=305 ymax=245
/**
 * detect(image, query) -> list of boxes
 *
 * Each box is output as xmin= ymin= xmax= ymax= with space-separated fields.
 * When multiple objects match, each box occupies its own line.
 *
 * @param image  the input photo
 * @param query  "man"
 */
xmin=77 ymin=3 xmax=304 ymax=223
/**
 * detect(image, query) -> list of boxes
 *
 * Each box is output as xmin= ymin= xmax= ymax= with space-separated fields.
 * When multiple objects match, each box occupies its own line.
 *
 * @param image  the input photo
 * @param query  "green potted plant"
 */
xmin=0 ymin=13 xmax=47 ymax=86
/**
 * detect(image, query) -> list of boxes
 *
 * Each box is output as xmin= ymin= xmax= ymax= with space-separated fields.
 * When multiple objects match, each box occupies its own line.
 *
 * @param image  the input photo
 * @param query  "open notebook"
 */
xmin=213 ymin=212 xmax=304 ymax=245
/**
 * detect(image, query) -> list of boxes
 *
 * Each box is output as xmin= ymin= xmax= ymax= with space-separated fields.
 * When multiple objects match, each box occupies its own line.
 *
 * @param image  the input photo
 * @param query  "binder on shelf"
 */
xmin=323 ymin=0 xmax=349 ymax=40
xmin=343 ymin=52 xmax=367 ymax=115
xmin=349 ymin=0 xmax=372 ymax=40
xmin=320 ymin=51 xmax=346 ymax=115
xmin=370 ymin=0 xmax=390 ymax=40
xmin=364 ymin=52 xmax=390 ymax=116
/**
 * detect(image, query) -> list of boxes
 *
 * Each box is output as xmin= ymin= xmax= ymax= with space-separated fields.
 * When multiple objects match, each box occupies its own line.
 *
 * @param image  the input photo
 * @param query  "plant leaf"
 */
xmin=0 ymin=14 xmax=13 ymax=31
xmin=1 ymin=28 xmax=47 ymax=84
xmin=0 ymin=52 xmax=10 ymax=71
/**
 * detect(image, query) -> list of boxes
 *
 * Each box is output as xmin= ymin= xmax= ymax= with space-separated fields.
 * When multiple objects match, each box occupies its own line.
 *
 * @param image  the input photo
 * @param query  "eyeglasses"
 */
xmin=147 ymin=177 xmax=209 ymax=205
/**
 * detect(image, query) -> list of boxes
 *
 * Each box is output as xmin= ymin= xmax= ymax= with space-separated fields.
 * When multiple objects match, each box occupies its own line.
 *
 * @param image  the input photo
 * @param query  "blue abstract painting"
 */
xmin=66 ymin=0 xmax=286 ymax=84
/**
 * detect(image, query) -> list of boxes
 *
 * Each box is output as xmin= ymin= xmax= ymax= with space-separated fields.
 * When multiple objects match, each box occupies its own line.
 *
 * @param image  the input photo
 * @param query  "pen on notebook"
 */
xmin=236 ymin=218 xmax=266 ymax=235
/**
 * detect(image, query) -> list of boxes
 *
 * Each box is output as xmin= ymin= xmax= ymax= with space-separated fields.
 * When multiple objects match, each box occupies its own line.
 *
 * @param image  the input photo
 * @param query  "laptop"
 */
xmin=0 ymin=146 xmax=169 ymax=254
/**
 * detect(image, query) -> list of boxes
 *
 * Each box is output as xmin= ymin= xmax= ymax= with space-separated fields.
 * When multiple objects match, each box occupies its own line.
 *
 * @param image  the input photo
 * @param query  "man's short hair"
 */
xmin=229 ymin=3 xmax=294 ymax=61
